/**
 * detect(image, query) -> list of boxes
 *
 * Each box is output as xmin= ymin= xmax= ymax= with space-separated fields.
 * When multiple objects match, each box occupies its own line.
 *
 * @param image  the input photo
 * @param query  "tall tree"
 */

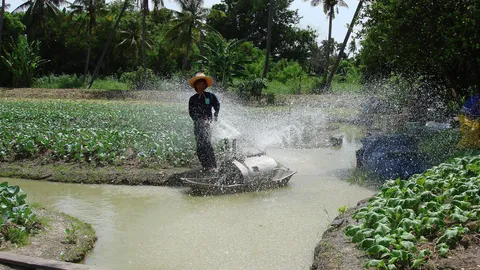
xmin=14 ymin=0 xmax=68 ymax=38
xmin=325 ymin=0 xmax=363 ymax=90
xmin=141 ymin=0 xmax=148 ymax=87
xmin=0 ymin=0 xmax=6 ymax=55
xmin=166 ymin=0 xmax=208 ymax=73
xmin=87 ymin=0 xmax=130 ymax=88
xmin=116 ymin=17 xmax=151 ymax=67
xmin=305 ymin=0 xmax=347 ymax=82
xmin=262 ymin=0 xmax=274 ymax=79
xmin=208 ymin=0 xmax=302 ymax=58
xmin=152 ymin=0 xmax=164 ymax=11
xmin=358 ymin=0 xmax=480 ymax=101
xmin=71 ymin=0 xmax=106 ymax=82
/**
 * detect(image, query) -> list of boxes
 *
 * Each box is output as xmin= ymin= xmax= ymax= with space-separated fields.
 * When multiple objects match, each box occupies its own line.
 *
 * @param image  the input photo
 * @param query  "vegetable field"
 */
xmin=0 ymin=100 xmax=196 ymax=167
xmin=346 ymin=156 xmax=480 ymax=269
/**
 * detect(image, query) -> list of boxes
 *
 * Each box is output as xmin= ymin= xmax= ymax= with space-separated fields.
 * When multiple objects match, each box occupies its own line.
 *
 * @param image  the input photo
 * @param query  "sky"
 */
xmin=6 ymin=0 xmax=361 ymax=43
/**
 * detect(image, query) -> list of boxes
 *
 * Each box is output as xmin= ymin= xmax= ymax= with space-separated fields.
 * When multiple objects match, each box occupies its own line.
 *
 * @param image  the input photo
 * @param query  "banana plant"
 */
xmin=196 ymin=31 xmax=250 ymax=86
xmin=1 ymin=36 xmax=49 ymax=87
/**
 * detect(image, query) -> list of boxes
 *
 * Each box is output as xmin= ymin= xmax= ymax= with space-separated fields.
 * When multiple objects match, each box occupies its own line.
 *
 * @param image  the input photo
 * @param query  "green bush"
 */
xmin=239 ymin=77 xmax=267 ymax=100
xmin=268 ymin=59 xmax=304 ymax=84
xmin=33 ymin=74 xmax=84 ymax=89
xmin=265 ymin=80 xmax=294 ymax=95
xmin=119 ymin=67 xmax=157 ymax=89
xmin=33 ymin=75 xmax=131 ymax=90
xmin=90 ymin=76 xmax=131 ymax=91
xmin=1 ymin=36 xmax=49 ymax=87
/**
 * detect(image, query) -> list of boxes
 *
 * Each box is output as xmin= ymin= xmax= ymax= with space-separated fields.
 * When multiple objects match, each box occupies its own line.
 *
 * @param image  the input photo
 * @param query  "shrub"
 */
xmin=1 ymin=36 xmax=49 ymax=87
xmin=119 ymin=67 xmax=157 ymax=89
xmin=33 ymin=74 xmax=84 ymax=89
xmin=239 ymin=77 xmax=267 ymax=100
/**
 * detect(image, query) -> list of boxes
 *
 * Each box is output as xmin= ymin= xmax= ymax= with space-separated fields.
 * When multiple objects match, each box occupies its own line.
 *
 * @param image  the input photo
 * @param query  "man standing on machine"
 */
xmin=188 ymin=71 xmax=220 ymax=172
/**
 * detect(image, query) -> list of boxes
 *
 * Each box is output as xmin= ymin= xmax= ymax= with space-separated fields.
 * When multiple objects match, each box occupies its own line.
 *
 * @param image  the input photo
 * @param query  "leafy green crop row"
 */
xmin=0 ymin=100 xmax=196 ymax=167
xmin=0 ymin=182 xmax=37 ymax=245
xmin=345 ymin=156 xmax=480 ymax=269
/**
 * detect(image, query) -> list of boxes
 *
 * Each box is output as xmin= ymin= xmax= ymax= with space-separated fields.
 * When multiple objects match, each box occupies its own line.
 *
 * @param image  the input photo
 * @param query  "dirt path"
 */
xmin=0 ymin=162 xmax=193 ymax=186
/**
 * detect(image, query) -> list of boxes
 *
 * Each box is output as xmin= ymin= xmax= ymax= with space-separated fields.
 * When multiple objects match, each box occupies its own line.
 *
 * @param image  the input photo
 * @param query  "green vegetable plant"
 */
xmin=64 ymin=223 xmax=79 ymax=244
xmin=0 ymin=182 xmax=37 ymax=245
xmin=0 ymin=100 xmax=196 ymax=167
xmin=345 ymin=156 xmax=480 ymax=269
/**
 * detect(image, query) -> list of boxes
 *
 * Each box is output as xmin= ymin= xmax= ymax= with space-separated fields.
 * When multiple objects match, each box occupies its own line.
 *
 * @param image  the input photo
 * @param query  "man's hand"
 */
xmin=214 ymin=115 xmax=218 ymax=122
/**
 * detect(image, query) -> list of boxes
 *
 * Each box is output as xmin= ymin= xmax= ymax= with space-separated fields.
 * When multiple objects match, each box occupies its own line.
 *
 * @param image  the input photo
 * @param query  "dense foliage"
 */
xmin=207 ymin=0 xmax=317 ymax=64
xmin=0 ymin=0 xmax=329 ymax=89
xmin=358 ymin=0 xmax=480 ymax=101
xmin=345 ymin=155 xmax=480 ymax=269
xmin=0 ymin=182 xmax=37 ymax=245
xmin=0 ymin=100 xmax=196 ymax=167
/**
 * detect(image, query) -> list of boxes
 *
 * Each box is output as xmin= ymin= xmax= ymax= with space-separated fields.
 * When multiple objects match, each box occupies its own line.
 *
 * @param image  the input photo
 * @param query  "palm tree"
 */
xmin=14 ymin=0 xmax=68 ymax=35
xmin=306 ymin=0 xmax=348 ymax=83
xmin=116 ymin=17 xmax=152 ymax=67
xmin=70 ymin=0 xmax=106 ymax=82
xmin=87 ymin=0 xmax=130 ymax=88
xmin=165 ymin=0 xmax=209 ymax=73
xmin=152 ymin=0 xmax=164 ymax=11
xmin=0 ymin=0 xmax=8 ymax=55
xmin=325 ymin=0 xmax=364 ymax=90
xmin=262 ymin=0 xmax=274 ymax=79
xmin=141 ymin=0 xmax=149 ymax=87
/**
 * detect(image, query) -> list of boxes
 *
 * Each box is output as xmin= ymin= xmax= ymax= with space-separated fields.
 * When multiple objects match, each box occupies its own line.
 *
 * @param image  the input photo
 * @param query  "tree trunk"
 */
xmin=83 ymin=6 xmax=93 ymax=83
xmin=87 ymin=0 xmax=129 ymax=89
xmin=323 ymin=5 xmax=333 ymax=86
xmin=141 ymin=0 xmax=148 ymax=89
xmin=199 ymin=30 xmax=205 ymax=57
xmin=262 ymin=0 xmax=274 ymax=79
xmin=182 ymin=24 xmax=193 ymax=74
xmin=325 ymin=0 xmax=364 ymax=91
xmin=0 ymin=0 xmax=6 ymax=56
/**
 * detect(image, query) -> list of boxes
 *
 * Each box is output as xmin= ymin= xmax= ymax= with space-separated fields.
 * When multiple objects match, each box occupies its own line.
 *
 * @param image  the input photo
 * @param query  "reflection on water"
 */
xmin=2 ymin=137 xmax=374 ymax=270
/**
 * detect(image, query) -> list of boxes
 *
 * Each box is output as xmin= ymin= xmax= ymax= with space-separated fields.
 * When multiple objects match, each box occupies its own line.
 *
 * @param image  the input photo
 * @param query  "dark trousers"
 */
xmin=194 ymin=120 xmax=217 ymax=169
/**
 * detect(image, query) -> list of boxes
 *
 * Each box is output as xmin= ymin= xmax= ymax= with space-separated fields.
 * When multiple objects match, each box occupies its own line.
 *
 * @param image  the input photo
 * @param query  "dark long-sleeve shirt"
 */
xmin=188 ymin=92 xmax=220 ymax=122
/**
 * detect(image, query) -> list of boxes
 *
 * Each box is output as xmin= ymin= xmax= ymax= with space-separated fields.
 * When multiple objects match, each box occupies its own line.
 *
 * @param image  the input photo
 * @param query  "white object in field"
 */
xmin=232 ymin=155 xmax=279 ymax=185
xmin=212 ymin=120 xmax=241 ymax=140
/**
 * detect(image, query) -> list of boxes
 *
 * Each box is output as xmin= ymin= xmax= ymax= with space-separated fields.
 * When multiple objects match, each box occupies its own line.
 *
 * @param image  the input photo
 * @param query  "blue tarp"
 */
xmin=356 ymin=134 xmax=428 ymax=180
xmin=461 ymin=95 xmax=480 ymax=118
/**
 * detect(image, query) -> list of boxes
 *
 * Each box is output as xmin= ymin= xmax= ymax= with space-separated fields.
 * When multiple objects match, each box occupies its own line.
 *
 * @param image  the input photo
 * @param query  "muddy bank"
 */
xmin=0 ymin=207 xmax=96 ymax=269
xmin=0 ymin=162 xmax=192 ymax=186
xmin=311 ymin=200 xmax=480 ymax=270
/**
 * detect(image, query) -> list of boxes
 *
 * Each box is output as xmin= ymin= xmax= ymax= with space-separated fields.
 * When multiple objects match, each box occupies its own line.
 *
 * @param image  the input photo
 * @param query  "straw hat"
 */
xmin=189 ymin=72 xmax=214 ymax=88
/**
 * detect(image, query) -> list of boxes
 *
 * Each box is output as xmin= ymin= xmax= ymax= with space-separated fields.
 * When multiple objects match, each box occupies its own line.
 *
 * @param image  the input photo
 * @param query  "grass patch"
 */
xmin=4 ymin=227 xmax=29 ymax=246
xmin=331 ymin=82 xmax=363 ymax=93
xmin=89 ymin=76 xmax=130 ymax=91
xmin=60 ymin=213 xmax=96 ymax=262
xmin=33 ymin=75 xmax=130 ymax=91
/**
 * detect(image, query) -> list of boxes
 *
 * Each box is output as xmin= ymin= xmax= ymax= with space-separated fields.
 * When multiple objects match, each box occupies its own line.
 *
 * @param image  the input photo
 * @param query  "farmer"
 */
xmin=457 ymin=94 xmax=480 ymax=149
xmin=188 ymin=72 xmax=220 ymax=171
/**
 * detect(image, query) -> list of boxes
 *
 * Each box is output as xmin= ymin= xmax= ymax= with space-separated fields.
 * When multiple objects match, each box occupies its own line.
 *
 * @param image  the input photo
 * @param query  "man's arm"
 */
xmin=189 ymin=97 xmax=197 ymax=121
xmin=212 ymin=94 xmax=220 ymax=121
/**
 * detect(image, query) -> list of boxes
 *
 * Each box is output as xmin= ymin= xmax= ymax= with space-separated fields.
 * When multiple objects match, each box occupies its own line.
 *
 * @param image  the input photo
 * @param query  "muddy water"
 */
xmin=2 ymin=134 xmax=375 ymax=270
